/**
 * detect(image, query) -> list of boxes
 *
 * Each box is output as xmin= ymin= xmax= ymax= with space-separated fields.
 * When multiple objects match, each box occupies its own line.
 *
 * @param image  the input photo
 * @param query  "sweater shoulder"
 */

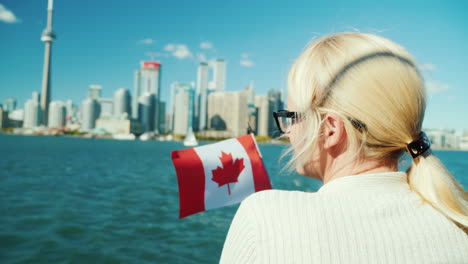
xmin=241 ymin=189 xmax=321 ymax=211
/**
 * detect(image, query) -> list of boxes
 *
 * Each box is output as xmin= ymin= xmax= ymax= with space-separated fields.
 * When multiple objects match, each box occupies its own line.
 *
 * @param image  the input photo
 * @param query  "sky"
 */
xmin=0 ymin=0 xmax=467 ymax=130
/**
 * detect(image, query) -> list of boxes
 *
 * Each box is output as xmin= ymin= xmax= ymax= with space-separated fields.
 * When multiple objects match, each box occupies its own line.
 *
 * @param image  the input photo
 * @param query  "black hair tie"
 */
xmin=407 ymin=131 xmax=431 ymax=159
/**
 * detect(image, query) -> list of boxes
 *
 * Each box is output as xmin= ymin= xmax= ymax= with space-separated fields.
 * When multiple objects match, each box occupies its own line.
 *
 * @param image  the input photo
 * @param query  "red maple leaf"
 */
xmin=211 ymin=152 xmax=245 ymax=195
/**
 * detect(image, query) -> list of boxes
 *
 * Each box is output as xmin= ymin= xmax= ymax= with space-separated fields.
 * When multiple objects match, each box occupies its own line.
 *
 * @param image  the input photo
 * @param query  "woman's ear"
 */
xmin=322 ymin=112 xmax=346 ymax=150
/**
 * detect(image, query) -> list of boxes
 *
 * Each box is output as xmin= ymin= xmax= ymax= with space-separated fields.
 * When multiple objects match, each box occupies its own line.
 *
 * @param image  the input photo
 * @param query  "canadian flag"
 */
xmin=171 ymin=134 xmax=273 ymax=218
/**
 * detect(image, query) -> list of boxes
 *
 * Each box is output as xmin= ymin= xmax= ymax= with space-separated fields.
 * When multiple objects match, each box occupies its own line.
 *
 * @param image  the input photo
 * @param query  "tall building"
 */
xmin=255 ymin=95 xmax=269 ymax=136
xmin=138 ymin=93 xmax=156 ymax=132
xmin=0 ymin=106 xmax=7 ymax=129
xmin=98 ymin=98 xmax=113 ymax=118
xmin=113 ymin=88 xmax=131 ymax=118
xmin=158 ymin=101 xmax=166 ymax=134
xmin=65 ymin=99 xmax=75 ymax=125
xmin=32 ymin=92 xmax=40 ymax=104
xmin=207 ymin=90 xmax=249 ymax=137
xmin=4 ymin=98 xmax=17 ymax=112
xmin=197 ymin=62 xmax=209 ymax=130
xmin=40 ymin=0 xmax=56 ymax=126
xmin=48 ymin=101 xmax=65 ymax=128
xmin=23 ymin=92 xmax=41 ymax=128
xmin=164 ymin=113 xmax=171 ymax=135
xmin=169 ymin=82 xmax=182 ymax=132
xmin=133 ymin=61 xmax=161 ymax=131
xmin=267 ymin=89 xmax=284 ymax=137
xmin=213 ymin=59 xmax=226 ymax=92
xmin=88 ymin=85 xmax=102 ymax=100
xmin=244 ymin=86 xmax=256 ymax=131
xmin=81 ymin=98 xmax=101 ymax=131
xmin=173 ymin=85 xmax=195 ymax=135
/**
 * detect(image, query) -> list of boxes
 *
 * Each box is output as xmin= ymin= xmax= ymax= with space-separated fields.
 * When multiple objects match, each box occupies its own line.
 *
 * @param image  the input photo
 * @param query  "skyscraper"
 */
xmin=40 ymin=0 xmax=56 ymax=126
xmin=98 ymin=98 xmax=113 ymax=118
xmin=113 ymin=88 xmax=131 ymax=118
xmin=23 ymin=92 xmax=40 ymax=128
xmin=169 ymin=82 xmax=182 ymax=132
xmin=173 ymin=84 xmax=195 ymax=135
xmin=88 ymin=85 xmax=102 ymax=100
xmin=197 ymin=62 xmax=209 ymax=130
xmin=65 ymin=99 xmax=75 ymax=125
xmin=158 ymin=101 xmax=166 ymax=134
xmin=138 ymin=93 xmax=156 ymax=133
xmin=48 ymin=101 xmax=65 ymax=128
xmin=213 ymin=59 xmax=226 ymax=92
xmin=4 ymin=98 xmax=17 ymax=112
xmin=32 ymin=92 xmax=40 ymax=104
xmin=255 ymin=95 xmax=269 ymax=136
xmin=81 ymin=98 xmax=101 ymax=131
xmin=207 ymin=90 xmax=249 ymax=137
xmin=0 ymin=106 xmax=7 ymax=129
xmin=267 ymin=89 xmax=284 ymax=137
xmin=133 ymin=61 xmax=161 ymax=131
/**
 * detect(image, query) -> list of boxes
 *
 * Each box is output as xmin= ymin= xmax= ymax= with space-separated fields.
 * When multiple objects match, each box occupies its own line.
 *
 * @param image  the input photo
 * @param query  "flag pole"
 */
xmin=247 ymin=122 xmax=253 ymax=134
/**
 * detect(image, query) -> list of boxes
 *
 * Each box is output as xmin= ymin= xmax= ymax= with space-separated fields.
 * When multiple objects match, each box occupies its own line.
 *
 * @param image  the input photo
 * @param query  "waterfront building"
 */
xmin=0 ymin=106 xmax=8 ymax=129
xmin=169 ymin=82 xmax=180 ymax=132
xmin=158 ymin=101 xmax=166 ymax=134
xmin=426 ymin=129 xmax=462 ymax=149
xmin=255 ymin=95 xmax=269 ymax=136
xmin=32 ymin=92 xmax=40 ymax=105
xmin=173 ymin=85 xmax=195 ymax=135
xmin=170 ymin=82 xmax=192 ymax=133
xmin=244 ymin=86 xmax=257 ymax=132
xmin=164 ymin=113 xmax=172 ymax=135
xmin=207 ymin=90 xmax=249 ymax=137
xmin=113 ymin=88 xmax=131 ymax=118
xmin=460 ymin=133 xmax=468 ymax=150
xmin=5 ymin=109 xmax=23 ymax=128
xmin=48 ymin=101 xmax=65 ymax=128
xmin=4 ymin=98 xmax=17 ymax=112
xmin=23 ymin=99 xmax=40 ymax=128
xmin=213 ymin=59 xmax=226 ymax=92
xmin=98 ymin=98 xmax=113 ymax=118
xmin=138 ymin=92 xmax=156 ymax=133
xmin=95 ymin=117 xmax=141 ymax=135
xmin=81 ymin=98 xmax=101 ymax=131
xmin=267 ymin=89 xmax=284 ymax=137
xmin=197 ymin=62 xmax=209 ymax=130
xmin=133 ymin=61 xmax=161 ymax=130
xmin=88 ymin=85 xmax=102 ymax=100
xmin=65 ymin=99 xmax=76 ymax=125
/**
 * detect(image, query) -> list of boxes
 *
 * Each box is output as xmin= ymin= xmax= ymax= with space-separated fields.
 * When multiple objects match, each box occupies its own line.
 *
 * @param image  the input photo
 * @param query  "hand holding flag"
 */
xmin=171 ymin=134 xmax=273 ymax=218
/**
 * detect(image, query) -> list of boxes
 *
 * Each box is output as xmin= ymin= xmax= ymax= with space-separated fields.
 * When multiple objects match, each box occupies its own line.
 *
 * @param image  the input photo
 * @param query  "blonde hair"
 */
xmin=287 ymin=32 xmax=468 ymax=230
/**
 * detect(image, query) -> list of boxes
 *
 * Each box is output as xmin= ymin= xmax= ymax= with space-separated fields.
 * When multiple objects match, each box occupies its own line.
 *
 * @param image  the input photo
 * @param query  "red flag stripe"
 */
xmin=171 ymin=148 xmax=206 ymax=218
xmin=237 ymin=134 xmax=272 ymax=192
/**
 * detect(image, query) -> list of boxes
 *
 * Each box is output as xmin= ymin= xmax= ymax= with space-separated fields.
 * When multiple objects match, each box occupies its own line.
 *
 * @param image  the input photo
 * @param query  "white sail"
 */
xmin=183 ymin=127 xmax=198 ymax=147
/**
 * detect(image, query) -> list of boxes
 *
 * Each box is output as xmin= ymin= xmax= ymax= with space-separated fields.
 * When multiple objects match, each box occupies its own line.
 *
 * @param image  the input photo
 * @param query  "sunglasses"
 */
xmin=273 ymin=110 xmax=366 ymax=134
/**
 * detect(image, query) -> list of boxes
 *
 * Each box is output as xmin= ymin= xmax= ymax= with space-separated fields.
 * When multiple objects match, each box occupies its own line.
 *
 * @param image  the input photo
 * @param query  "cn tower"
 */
xmin=40 ymin=0 xmax=56 ymax=126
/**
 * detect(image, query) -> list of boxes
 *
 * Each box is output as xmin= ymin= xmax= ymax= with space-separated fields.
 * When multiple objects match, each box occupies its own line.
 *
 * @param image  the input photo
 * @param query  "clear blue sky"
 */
xmin=1 ymin=0 xmax=467 ymax=130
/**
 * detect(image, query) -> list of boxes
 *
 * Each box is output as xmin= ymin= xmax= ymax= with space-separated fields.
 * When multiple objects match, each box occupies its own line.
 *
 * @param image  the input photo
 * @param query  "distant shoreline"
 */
xmin=1 ymin=131 xmax=467 ymax=151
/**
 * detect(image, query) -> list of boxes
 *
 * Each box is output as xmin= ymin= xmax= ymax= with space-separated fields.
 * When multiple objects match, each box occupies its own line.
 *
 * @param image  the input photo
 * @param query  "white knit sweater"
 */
xmin=220 ymin=172 xmax=468 ymax=263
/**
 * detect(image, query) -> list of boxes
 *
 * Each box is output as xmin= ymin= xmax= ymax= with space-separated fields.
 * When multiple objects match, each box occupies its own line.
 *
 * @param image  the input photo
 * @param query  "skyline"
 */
xmin=1 ymin=0 xmax=467 ymax=130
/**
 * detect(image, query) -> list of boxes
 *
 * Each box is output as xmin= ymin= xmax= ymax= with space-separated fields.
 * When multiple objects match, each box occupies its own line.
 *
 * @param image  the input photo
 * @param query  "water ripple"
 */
xmin=0 ymin=134 xmax=466 ymax=263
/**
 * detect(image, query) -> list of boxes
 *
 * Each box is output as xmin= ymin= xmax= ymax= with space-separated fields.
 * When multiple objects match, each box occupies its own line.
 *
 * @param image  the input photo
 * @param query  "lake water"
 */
xmin=0 ymin=134 xmax=467 ymax=263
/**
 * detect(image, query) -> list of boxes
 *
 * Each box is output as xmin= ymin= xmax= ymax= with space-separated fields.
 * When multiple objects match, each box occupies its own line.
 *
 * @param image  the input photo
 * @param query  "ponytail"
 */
xmin=407 ymin=150 xmax=468 ymax=231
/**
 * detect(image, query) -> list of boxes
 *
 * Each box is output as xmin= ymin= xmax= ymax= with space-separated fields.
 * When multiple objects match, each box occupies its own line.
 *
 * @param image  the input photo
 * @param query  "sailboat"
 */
xmin=183 ymin=126 xmax=198 ymax=147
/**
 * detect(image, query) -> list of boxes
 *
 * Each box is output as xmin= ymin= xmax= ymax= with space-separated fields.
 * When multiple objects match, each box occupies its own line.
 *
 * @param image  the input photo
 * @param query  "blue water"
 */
xmin=0 ymin=134 xmax=467 ymax=263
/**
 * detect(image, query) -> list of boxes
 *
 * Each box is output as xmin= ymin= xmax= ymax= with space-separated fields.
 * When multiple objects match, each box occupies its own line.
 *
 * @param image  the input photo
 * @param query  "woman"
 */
xmin=220 ymin=33 xmax=468 ymax=263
